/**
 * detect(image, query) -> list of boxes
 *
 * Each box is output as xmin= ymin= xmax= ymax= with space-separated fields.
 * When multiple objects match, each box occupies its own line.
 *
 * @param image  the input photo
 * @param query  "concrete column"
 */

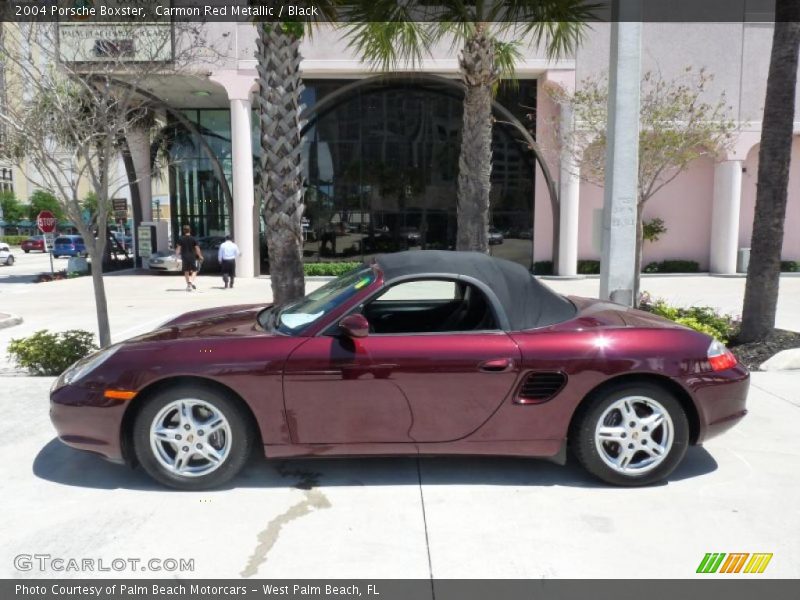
xmin=210 ymin=71 xmax=257 ymax=278
xmin=557 ymin=104 xmax=580 ymax=276
xmin=600 ymin=2 xmax=642 ymax=306
xmin=709 ymin=160 xmax=743 ymax=274
xmin=127 ymin=128 xmax=152 ymax=223
xmin=230 ymin=97 xmax=256 ymax=278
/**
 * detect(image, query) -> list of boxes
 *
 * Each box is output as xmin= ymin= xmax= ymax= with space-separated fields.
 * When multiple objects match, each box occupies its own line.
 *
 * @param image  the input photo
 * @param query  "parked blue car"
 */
xmin=52 ymin=235 xmax=88 ymax=258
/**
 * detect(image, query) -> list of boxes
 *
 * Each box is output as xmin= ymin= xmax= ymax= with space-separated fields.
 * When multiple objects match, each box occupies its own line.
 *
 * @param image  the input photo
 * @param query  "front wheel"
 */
xmin=571 ymin=383 xmax=689 ymax=486
xmin=133 ymin=385 xmax=254 ymax=490
xmin=5 ymin=255 xmax=14 ymax=266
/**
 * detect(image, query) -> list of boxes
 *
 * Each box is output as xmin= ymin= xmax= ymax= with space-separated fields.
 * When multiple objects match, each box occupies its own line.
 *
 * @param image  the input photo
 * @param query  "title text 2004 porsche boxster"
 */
xmin=50 ymin=251 xmax=748 ymax=489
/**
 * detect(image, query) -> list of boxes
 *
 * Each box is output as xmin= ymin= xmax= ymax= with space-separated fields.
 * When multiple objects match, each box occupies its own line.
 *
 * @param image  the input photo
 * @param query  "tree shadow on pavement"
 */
xmin=33 ymin=438 xmax=717 ymax=492
xmin=0 ymin=273 xmax=40 ymax=285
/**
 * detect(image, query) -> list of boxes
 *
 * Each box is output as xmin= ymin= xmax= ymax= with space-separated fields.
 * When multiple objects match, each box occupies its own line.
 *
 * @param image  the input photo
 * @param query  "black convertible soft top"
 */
xmin=374 ymin=250 xmax=576 ymax=331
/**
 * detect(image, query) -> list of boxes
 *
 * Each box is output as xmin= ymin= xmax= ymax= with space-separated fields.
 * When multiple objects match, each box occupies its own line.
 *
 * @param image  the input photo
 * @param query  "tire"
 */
xmin=24 ymin=249 xmax=30 ymax=254
xmin=6 ymin=256 xmax=14 ymax=266
xmin=132 ymin=385 xmax=254 ymax=490
xmin=571 ymin=383 xmax=689 ymax=486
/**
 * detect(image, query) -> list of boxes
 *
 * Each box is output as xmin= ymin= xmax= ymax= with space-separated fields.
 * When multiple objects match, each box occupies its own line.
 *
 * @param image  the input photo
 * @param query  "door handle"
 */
xmin=479 ymin=358 xmax=514 ymax=373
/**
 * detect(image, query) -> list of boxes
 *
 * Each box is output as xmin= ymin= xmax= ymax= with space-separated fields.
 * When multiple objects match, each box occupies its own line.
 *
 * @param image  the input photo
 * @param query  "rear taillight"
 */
xmin=708 ymin=339 xmax=737 ymax=371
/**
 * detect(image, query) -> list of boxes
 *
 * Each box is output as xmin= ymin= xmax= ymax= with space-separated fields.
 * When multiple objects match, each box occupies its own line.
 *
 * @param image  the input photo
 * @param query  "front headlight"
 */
xmin=61 ymin=345 xmax=121 ymax=386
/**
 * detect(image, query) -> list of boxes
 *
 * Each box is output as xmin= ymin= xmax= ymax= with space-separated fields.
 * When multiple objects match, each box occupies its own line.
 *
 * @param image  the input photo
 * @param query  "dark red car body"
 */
xmin=21 ymin=236 xmax=45 ymax=253
xmin=50 ymin=255 xmax=749 ymax=470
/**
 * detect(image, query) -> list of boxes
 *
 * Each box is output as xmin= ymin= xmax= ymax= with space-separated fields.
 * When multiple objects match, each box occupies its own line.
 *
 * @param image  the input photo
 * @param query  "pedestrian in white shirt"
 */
xmin=217 ymin=235 xmax=240 ymax=289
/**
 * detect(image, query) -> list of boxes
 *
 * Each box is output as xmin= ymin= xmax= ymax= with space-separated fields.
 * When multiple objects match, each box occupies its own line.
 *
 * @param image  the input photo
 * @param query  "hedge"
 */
xmin=0 ymin=235 xmax=30 ymax=246
xmin=303 ymin=262 xmax=363 ymax=277
xmin=781 ymin=261 xmax=800 ymax=273
xmin=643 ymin=260 xmax=701 ymax=273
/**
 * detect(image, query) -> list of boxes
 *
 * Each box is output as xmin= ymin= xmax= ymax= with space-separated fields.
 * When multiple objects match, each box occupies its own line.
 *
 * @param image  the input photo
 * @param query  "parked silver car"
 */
xmin=0 ymin=242 xmax=15 ymax=266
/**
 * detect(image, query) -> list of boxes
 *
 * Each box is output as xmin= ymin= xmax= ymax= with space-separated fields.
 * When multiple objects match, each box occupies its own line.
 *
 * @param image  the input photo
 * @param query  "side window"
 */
xmin=375 ymin=280 xmax=458 ymax=302
xmin=363 ymin=279 xmax=497 ymax=334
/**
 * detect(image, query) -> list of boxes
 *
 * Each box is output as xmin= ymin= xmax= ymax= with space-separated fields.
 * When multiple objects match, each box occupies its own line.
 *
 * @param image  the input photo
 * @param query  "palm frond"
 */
xmin=497 ymin=0 xmax=600 ymax=59
xmin=340 ymin=20 xmax=433 ymax=71
xmin=493 ymin=39 xmax=523 ymax=81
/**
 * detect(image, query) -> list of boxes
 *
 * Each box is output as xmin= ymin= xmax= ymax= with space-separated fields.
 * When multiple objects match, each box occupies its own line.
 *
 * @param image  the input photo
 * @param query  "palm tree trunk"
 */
xmin=456 ymin=29 xmax=496 ymax=253
xmin=255 ymin=25 xmax=306 ymax=305
xmin=740 ymin=7 xmax=800 ymax=342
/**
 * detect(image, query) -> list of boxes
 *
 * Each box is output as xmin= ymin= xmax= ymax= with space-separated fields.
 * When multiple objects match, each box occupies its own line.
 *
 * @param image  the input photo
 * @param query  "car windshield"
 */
xmin=259 ymin=266 xmax=375 ymax=335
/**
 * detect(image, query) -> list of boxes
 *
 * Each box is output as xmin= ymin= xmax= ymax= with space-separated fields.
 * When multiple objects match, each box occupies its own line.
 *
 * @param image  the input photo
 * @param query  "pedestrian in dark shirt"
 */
xmin=176 ymin=225 xmax=203 ymax=292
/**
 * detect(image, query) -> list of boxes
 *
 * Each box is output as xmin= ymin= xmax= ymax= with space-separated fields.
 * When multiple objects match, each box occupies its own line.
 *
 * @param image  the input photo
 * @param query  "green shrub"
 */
xmin=533 ymin=260 xmax=554 ymax=275
xmin=643 ymin=217 xmax=667 ymax=243
xmin=577 ymin=259 xmax=601 ymax=274
xmin=639 ymin=293 xmax=739 ymax=343
xmin=0 ymin=235 xmax=29 ymax=246
xmin=303 ymin=262 xmax=363 ymax=277
xmin=643 ymin=260 xmax=700 ymax=273
xmin=781 ymin=261 xmax=800 ymax=273
xmin=7 ymin=329 xmax=97 ymax=376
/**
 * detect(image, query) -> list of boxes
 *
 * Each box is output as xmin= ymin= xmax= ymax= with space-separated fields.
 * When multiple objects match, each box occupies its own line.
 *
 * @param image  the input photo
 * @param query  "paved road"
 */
xmin=0 ymin=249 xmax=56 ymax=286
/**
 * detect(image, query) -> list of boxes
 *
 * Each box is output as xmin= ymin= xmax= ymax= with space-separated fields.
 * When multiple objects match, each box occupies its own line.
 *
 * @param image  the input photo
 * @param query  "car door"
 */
xmin=283 ymin=279 xmax=522 ymax=444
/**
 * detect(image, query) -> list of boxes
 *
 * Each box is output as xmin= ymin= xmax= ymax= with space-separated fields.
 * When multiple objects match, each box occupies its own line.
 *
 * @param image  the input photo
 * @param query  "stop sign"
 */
xmin=36 ymin=210 xmax=57 ymax=234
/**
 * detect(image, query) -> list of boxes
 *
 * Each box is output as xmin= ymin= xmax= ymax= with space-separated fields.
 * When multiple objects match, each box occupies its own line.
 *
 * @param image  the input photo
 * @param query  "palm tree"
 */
xmin=739 ymin=3 xmax=800 ymax=342
xmin=342 ymin=1 xmax=593 ymax=252
xmin=255 ymin=22 xmax=308 ymax=305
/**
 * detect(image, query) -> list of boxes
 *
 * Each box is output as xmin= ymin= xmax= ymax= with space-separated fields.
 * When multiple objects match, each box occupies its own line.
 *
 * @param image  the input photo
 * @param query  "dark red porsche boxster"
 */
xmin=50 ymin=251 xmax=749 ymax=489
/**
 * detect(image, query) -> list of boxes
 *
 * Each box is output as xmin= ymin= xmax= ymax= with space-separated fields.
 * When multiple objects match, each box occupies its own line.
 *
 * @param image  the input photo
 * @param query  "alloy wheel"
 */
xmin=149 ymin=399 xmax=232 ymax=477
xmin=594 ymin=395 xmax=674 ymax=475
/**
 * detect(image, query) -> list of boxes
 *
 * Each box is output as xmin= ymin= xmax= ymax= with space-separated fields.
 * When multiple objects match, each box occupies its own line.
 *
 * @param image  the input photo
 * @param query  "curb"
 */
xmin=0 ymin=313 xmax=23 ymax=330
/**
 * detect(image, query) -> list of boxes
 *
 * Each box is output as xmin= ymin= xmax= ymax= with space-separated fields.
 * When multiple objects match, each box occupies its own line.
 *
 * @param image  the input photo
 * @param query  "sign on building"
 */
xmin=112 ymin=198 xmax=128 ymax=221
xmin=58 ymin=1 xmax=172 ymax=64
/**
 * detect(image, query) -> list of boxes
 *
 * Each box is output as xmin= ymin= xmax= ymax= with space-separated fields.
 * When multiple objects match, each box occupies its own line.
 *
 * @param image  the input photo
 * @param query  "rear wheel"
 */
xmin=24 ymin=249 xmax=30 ymax=254
xmin=133 ymin=385 xmax=254 ymax=490
xmin=571 ymin=383 xmax=689 ymax=486
xmin=5 ymin=255 xmax=14 ymax=266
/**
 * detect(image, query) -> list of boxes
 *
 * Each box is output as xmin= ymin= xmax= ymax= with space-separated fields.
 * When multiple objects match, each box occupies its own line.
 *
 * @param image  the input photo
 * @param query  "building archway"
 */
xmin=296 ymin=74 xmax=554 ymax=269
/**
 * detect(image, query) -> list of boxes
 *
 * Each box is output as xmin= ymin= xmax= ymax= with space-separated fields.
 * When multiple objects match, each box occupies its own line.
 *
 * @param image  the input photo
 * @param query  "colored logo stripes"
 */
xmin=697 ymin=553 xmax=773 ymax=574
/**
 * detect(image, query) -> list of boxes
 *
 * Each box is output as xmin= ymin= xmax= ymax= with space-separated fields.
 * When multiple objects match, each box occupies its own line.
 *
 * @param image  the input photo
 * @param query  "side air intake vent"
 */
xmin=516 ymin=372 xmax=566 ymax=404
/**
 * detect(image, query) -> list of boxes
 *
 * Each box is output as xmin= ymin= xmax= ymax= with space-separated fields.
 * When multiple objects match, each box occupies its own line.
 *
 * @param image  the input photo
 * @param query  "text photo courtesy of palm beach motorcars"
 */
xmin=1 ymin=0 xmax=799 ymax=592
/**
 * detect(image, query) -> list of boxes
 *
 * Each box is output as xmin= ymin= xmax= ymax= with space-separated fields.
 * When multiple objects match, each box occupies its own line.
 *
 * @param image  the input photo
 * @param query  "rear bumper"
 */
xmin=50 ymin=383 xmax=127 ymax=463
xmin=690 ymin=364 xmax=750 ymax=444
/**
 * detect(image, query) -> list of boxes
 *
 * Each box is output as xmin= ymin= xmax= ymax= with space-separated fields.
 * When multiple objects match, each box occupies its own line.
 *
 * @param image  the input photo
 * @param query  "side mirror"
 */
xmin=338 ymin=314 xmax=369 ymax=338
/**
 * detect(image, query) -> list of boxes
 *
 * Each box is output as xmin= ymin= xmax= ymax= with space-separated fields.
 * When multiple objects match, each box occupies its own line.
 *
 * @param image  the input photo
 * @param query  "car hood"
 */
xmin=559 ymin=296 xmax=686 ymax=330
xmin=135 ymin=304 xmax=271 ymax=341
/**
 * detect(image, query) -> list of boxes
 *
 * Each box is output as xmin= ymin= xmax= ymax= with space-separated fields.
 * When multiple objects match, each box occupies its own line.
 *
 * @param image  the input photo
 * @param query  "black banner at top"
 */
xmin=0 ymin=0 xmax=790 ymax=24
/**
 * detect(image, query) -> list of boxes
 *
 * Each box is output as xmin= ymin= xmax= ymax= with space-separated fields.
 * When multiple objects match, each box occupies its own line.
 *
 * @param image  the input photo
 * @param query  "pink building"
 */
xmin=104 ymin=21 xmax=800 ymax=277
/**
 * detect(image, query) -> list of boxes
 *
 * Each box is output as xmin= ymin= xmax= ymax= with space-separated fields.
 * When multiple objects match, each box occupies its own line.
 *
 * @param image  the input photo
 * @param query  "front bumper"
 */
xmin=50 ymin=383 xmax=128 ymax=463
